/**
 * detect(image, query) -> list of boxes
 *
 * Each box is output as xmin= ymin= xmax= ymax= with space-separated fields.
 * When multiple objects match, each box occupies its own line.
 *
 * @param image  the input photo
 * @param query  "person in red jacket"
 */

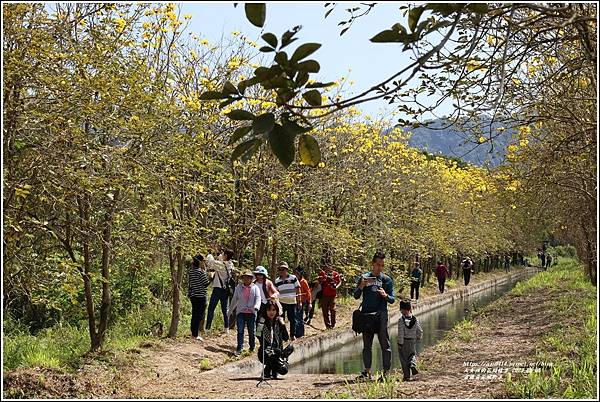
xmin=435 ymin=261 xmax=449 ymax=293
xmin=318 ymin=264 xmax=341 ymax=329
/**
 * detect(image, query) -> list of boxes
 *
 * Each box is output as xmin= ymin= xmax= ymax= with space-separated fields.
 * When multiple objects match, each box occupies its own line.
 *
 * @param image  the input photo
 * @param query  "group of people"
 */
xmin=189 ymin=248 xmax=495 ymax=381
xmin=407 ymin=257 xmax=475 ymax=301
xmin=186 ymin=247 xmax=347 ymax=378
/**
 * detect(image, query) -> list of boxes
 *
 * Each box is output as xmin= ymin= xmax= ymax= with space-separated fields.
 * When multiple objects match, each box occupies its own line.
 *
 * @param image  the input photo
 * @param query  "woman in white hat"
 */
xmin=253 ymin=265 xmax=280 ymax=318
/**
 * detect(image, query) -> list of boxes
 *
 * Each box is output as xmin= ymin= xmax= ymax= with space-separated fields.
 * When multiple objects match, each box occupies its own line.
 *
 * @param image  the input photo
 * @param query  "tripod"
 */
xmin=256 ymin=325 xmax=272 ymax=387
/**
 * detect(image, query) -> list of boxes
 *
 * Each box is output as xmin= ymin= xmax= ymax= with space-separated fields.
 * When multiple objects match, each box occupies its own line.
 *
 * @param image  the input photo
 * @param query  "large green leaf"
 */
xmin=281 ymin=116 xmax=313 ymax=135
xmin=244 ymin=3 xmax=266 ymax=27
xmin=370 ymin=29 xmax=403 ymax=43
xmin=199 ymin=91 xmax=228 ymax=100
xmin=302 ymin=89 xmax=322 ymax=106
xmin=298 ymin=134 xmax=321 ymax=167
xmin=228 ymin=125 xmax=252 ymax=145
xmin=305 ymin=81 xmax=336 ymax=89
xmin=268 ymin=124 xmax=295 ymax=168
xmin=252 ymin=113 xmax=275 ymax=134
xmin=261 ymin=32 xmax=278 ymax=48
xmin=231 ymin=138 xmax=261 ymax=162
xmin=467 ymin=3 xmax=489 ymax=14
xmin=408 ymin=6 xmax=425 ymax=32
xmin=297 ymin=60 xmax=320 ymax=73
xmin=290 ymin=43 xmax=322 ymax=62
xmin=222 ymin=81 xmax=238 ymax=95
xmin=226 ymin=109 xmax=256 ymax=121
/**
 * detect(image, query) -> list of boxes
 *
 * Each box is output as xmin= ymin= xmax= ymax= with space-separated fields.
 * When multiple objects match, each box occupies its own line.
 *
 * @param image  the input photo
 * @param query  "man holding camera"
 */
xmin=353 ymin=251 xmax=395 ymax=380
xmin=318 ymin=263 xmax=341 ymax=329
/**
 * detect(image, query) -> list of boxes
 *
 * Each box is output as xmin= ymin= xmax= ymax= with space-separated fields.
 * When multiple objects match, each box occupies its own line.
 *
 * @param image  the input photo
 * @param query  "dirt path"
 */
xmin=3 ymin=269 xmax=531 ymax=399
xmin=323 ymin=284 xmax=566 ymax=399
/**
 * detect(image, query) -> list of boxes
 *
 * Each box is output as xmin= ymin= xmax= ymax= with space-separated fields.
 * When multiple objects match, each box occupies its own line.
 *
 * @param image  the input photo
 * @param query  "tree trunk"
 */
xmin=168 ymin=245 xmax=184 ymax=338
xmin=269 ymin=238 xmax=278 ymax=278
xmin=77 ymin=195 xmax=100 ymax=351
xmin=96 ymin=203 xmax=116 ymax=348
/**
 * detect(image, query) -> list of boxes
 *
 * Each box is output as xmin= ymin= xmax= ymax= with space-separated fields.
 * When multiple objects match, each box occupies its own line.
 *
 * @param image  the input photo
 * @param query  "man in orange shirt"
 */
xmin=294 ymin=267 xmax=311 ymax=337
xmin=318 ymin=264 xmax=341 ymax=329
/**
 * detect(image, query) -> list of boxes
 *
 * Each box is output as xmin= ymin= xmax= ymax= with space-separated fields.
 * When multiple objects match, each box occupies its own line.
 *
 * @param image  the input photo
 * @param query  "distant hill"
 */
xmin=394 ymin=118 xmax=514 ymax=167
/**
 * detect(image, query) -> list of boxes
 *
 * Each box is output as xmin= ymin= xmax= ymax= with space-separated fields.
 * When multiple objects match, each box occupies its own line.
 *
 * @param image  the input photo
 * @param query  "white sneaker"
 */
xmin=195 ymin=335 xmax=204 ymax=341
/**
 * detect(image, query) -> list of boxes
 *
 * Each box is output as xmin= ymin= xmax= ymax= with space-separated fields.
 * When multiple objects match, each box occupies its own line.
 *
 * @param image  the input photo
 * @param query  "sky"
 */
xmin=179 ymin=2 xmax=454 ymax=121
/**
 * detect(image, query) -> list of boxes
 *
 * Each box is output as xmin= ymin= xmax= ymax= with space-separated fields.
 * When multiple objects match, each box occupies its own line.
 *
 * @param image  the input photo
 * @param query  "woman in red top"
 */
xmin=318 ymin=264 xmax=341 ymax=329
xmin=435 ymin=261 xmax=449 ymax=293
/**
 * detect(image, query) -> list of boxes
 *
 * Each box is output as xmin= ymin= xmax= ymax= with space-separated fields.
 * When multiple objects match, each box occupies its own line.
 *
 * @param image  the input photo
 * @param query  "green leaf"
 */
xmin=252 ymin=113 xmax=275 ymax=134
xmin=281 ymin=116 xmax=313 ymax=135
xmin=228 ymin=126 xmax=253 ymax=145
xmin=268 ymin=125 xmax=295 ymax=168
xmin=302 ymin=89 xmax=322 ymax=106
xmin=370 ymin=29 xmax=403 ymax=43
xmin=231 ymin=138 xmax=261 ymax=162
xmin=259 ymin=46 xmax=275 ymax=53
xmin=274 ymin=51 xmax=288 ymax=65
xmin=467 ymin=3 xmax=489 ymax=14
xmin=219 ymin=98 xmax=237 ymax=108
xmin=408 ymin=6 xmax=425 ymax=32
xmin=290 ymin=43 xmax=321 ymax=62
xmin=222 ymin=81 xmax=238 ymax=95
xmin=295 ymin=70 xmax=309 ymax=86
xmin=199 ymin=91 xmax=228 ymax=100
xmin=226 ymin=109 xmax=256 ymax=121
xmin=244 ymin=3 xmax=266 ymax=28
xmin=241 ymin=140 xmax=261 ymax=162
xmin=297 ymin=60 xmax=320 ymax=73
xmin=262 ymin=32 xmax=278 ymax=48
xmin=238 ymin=76 xmax=261 ymax=94
xmin=298 ymin=134 xmax=321 ymax=167
xmin=275 ymin=88 xmax=296 ymax=104
xmin=305 ymin=81 xmax=336 ymax=89
xmin=281 ymin=26 xmax=301 ymax=48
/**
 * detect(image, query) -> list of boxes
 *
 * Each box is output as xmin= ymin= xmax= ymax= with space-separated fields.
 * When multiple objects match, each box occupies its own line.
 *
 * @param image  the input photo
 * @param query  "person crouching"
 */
xmin=256 ymin=300 xmax=294 ymax=379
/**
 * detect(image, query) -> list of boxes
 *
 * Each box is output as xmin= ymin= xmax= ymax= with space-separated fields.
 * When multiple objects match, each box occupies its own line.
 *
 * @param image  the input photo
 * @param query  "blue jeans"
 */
xmin=206 ymin=287 xmax=229 ymax=329
xmin=236 ymin=312 xmax=256 ymax=352
xmin=281 ymin=303 xmax=297 ymax=339
xmin=295 ymin=304 xmax=305 ymax=337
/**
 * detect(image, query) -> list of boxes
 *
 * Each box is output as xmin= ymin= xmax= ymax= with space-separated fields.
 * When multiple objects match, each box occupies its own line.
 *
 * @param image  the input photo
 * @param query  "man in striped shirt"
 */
xmin=188 ymin=255 xmax=210 ymax=341
xmin=274 ymin=262 xmax=301 ymax=341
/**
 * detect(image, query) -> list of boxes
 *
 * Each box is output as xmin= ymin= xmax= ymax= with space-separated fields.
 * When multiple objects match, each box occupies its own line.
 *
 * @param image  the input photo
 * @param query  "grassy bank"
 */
xmin=2 ymin=296 xmax=226 ymax=372
xmin=505 ymin=258 xmax=596 ymax=398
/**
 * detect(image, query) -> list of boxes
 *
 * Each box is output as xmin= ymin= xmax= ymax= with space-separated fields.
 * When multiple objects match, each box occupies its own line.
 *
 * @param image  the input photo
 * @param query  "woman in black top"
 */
xmin=256 ymin=300 xmax=294 ymax=379
xmin=188 ymin=254 xmax=210 ymax=340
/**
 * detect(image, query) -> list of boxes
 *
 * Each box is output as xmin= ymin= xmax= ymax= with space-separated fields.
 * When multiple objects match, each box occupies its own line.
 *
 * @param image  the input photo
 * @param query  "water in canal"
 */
xmin=289 ymin=274 xmax=530 ymax=374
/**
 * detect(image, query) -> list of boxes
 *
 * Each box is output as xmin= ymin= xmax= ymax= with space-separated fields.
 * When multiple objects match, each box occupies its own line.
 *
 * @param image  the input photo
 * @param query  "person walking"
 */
xmin=294 ymin=267 xmax=311 ymax=338
xmin=305 ymin=279 xmax=321 ymax=325
xmin=274 ymin=262 xmax=301 ymax=340
xmin=205 ymin=248 xmax=235 ymax=332
xmin=409 ymin=262 xmax=422 ymax=301
xmin=229 ymin=270 xmax=261 ymax=356
xmin=188 ymin=254 xmax=210 ymax=341
xmin=353 ymin=251 xmax=395 ymax=380
xmin=318 ymin=263 xmax=341 ymax=329
xmin=435 ymin=261 xmax=449 ymax=293
xmin=397 ymin=299 xmax=423 ymax=382
xmin=461 ymin=257 xmax=474 ymax=286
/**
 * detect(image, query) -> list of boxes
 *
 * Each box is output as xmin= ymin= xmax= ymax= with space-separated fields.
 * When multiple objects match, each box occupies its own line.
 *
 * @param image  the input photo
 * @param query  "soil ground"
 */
xmin=4 ymin=268 xmax=544 ymax=399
